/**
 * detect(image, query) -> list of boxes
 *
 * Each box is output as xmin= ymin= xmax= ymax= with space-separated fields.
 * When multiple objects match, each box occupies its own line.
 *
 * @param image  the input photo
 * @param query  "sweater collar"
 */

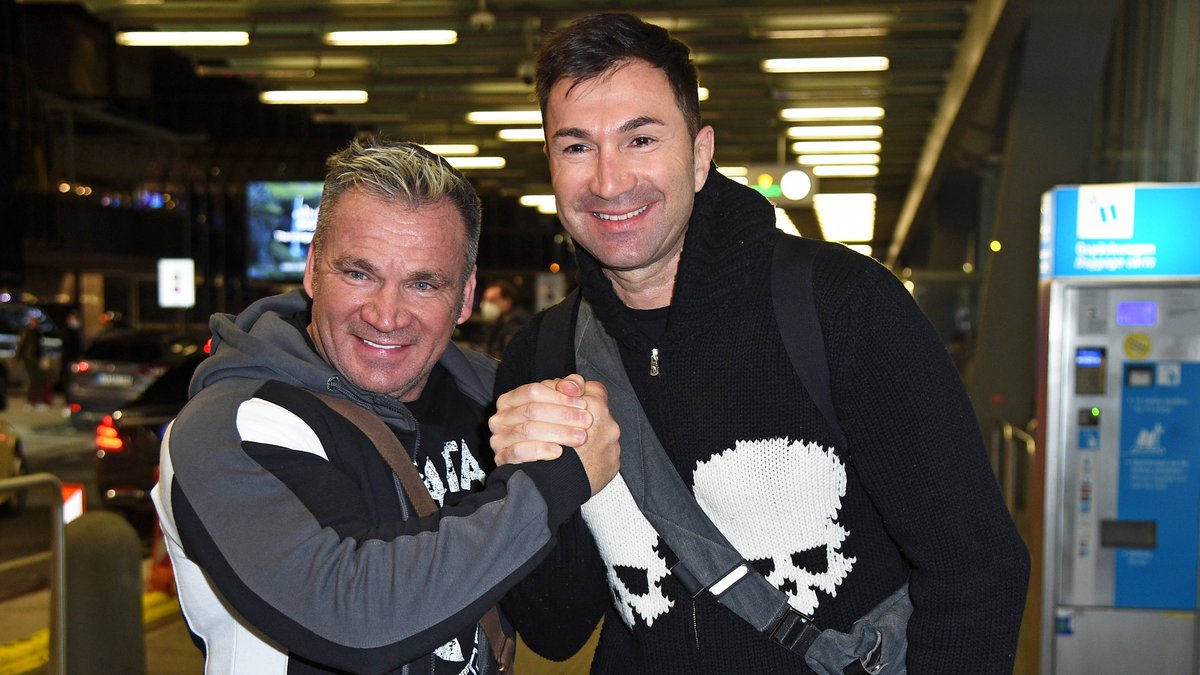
xmin=574 ymin=164 xmax=780 ymax=346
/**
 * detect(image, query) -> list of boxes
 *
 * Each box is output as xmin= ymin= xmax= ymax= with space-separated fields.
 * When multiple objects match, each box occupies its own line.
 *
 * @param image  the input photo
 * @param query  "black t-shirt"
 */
xmin=405 ymin=363 xmax=494 ymax=508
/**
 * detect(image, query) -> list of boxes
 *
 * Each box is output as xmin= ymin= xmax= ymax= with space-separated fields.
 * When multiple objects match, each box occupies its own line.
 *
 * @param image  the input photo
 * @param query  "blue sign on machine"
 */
xmin=1041 ymin=184 xmax=1200 ymax=279
xmin=1116 ymin=362 xmax=1200 ymax=610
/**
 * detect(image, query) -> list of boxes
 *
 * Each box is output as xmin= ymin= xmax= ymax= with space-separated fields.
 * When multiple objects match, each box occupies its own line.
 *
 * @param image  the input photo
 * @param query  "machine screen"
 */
xmin=1116 ymin=300 xmax=1157 ymax=326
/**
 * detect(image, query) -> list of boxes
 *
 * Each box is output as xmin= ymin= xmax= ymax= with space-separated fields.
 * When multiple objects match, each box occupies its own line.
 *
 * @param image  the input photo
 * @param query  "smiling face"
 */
xmin=543 ymin=59 xmax=714 ymax=305
xmin=303 ymin=188 xmax=475 ymax=402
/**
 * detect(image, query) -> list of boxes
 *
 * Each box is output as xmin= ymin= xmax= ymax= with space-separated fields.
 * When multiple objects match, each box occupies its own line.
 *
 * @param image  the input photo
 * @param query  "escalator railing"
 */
xmin=990 ymin=419 xmax=1036 ymax=512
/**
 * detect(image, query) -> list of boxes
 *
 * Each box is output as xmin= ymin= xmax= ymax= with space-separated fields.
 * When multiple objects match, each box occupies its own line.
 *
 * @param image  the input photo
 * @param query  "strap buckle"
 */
xmin=768 ymin=606 xmax=822 ymax=655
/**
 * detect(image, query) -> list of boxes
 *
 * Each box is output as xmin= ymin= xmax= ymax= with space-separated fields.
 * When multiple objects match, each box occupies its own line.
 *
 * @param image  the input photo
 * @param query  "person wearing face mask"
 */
xmin=480 ymin=279 xmax=531 ymax=359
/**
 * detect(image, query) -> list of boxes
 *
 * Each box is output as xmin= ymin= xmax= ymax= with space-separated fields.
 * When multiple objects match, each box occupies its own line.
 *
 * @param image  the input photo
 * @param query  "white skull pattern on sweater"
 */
xmin=580 ymin=436 xmax=855 ymax=627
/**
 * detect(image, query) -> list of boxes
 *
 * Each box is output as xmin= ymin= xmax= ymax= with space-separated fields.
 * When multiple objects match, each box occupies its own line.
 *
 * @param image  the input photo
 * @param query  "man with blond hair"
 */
xmin=154 ymin=138 xmax=619 ymax=674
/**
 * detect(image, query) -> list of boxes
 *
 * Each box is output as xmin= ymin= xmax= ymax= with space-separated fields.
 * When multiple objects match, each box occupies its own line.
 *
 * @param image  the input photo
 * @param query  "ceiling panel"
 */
xmin=26 ymin=0 xmax=999 ymax=261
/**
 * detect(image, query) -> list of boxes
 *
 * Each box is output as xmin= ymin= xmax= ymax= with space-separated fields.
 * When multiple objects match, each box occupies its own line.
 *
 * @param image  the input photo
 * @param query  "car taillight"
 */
xmin=96 ymin=415 xmax=124 ymax=451
xmin=72 ymin=361 xmax=90 ymax=374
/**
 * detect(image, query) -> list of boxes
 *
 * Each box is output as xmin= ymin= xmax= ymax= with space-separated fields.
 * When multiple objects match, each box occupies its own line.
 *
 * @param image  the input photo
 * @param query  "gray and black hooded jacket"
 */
xmin=152 ymin=289 xmax=591 ymax=674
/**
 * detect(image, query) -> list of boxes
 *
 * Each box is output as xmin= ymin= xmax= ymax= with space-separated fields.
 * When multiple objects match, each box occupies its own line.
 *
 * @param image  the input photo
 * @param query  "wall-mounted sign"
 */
xmin=158 ymin=258 xmax=196 ymax=309
xmin=1040 ymin=183 xmax=1200 ymax=279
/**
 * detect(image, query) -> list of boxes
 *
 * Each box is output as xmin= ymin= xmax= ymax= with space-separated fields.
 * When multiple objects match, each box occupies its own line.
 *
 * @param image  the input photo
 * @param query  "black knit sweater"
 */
xmin=496 ymin=169 xmax=1029 ymax=674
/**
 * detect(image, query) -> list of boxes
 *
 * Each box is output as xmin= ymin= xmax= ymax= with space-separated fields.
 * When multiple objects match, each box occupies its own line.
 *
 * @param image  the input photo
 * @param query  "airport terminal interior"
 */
xmin=2 ymin=0 xmax=1200 ymax=672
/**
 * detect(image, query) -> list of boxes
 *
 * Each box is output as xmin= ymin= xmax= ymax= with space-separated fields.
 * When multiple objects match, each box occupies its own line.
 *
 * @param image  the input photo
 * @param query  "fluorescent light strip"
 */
xmin=323 ymin=30 xmax=457 ymax=46
xmin=787 ymin=125 xmax=882 ymax=139
xmin=760 ymin=28 xmax=889 ymax=40
xmin=445 ymin=156 xmax=506 ymax=170
xmin=812 ymin=165 xmax=880 ymax=177
xmin=498 ymin=128 xmax=545 ymax=142
xmin=253 ymin=55 xmax=370 ymax=69
xmin=781 ymin=106 xmax=884 ymax=121
xmin=312 ymin=112 xmax=409 ymax=123
xmin=259 ymin=90 xmax=368 ymax=104
xmin=797 ymin=153 xmax=880 ymax=166
xmin=519 ymin=195 xmax=557 ymax=214
xmin=762 ymin=56 xmax=889 ymax=73
xmin=420 ymin=144 xmax=478 ymax=156
xmin=716 ymin=166 xmax=748 ymax=177
xmin=467 ymin=110 xmax=542 ymax=125
xmin=791 ymin=140 xmax=881 ymax=153
xmin=116 ymin=31 xmax=249 ymax=47
xmin=774 ymin=207 xmax=800 ymax=237
xmin=814 ymin=193 xmax=875 ymax=242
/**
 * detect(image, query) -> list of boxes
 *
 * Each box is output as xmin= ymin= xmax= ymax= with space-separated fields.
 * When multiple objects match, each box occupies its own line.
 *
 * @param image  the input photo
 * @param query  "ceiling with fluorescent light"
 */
xmin=12 ymin=0 xmax=1030 ymax=268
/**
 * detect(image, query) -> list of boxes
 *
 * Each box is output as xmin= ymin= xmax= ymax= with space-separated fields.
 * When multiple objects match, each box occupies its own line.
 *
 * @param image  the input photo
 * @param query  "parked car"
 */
xmin=0 ymin=302 xmax=64 ymax=397
xmin=0 ymin=398 xmax=30 ymax=515
xmin=68 ymin=328 xmax=208 ymax=429
xmin=95 ymin=351 xmax=206 ymax=535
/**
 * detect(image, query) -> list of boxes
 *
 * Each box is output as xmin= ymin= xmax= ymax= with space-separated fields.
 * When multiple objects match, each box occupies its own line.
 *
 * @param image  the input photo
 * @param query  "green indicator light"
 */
xmin=751 ymin=184 xmax=782 ymax=198
xmin=1091 ymin=407 xmax=1100 ymax=417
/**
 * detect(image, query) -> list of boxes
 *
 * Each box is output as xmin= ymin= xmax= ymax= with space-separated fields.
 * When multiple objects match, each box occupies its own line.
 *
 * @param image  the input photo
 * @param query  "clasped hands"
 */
xmin=489 ymin=374 xmax=621 ymax=496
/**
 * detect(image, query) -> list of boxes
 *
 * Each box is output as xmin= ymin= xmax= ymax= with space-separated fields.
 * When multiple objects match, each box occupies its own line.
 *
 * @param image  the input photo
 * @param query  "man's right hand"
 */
xmin=490 ymin=374 xmax=620 ymax=496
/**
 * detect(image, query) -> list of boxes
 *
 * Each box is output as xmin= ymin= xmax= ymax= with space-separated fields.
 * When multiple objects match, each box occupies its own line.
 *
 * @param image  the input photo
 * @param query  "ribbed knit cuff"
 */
xmin=502 ymin=447 xmax=591 ymax=528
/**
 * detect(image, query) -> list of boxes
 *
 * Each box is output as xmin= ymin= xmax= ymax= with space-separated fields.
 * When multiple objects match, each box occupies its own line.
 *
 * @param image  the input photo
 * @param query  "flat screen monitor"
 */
xmin=245 ymin=181 xmax=324 ymax=282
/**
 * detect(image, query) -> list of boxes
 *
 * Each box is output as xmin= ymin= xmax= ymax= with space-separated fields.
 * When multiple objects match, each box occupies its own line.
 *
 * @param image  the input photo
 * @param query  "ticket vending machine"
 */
xmin=1039 ymin=183 xmax=1200 ymax=673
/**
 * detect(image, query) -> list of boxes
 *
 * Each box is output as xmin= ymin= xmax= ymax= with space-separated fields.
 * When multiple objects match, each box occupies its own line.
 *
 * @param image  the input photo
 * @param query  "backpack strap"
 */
xmin=312 ymin=393 xmax=516 ymax=672
xmin=534 ymin=287 xmax=581 ymax=381
xmin=771 ymin=235 xmax=848 ymax=451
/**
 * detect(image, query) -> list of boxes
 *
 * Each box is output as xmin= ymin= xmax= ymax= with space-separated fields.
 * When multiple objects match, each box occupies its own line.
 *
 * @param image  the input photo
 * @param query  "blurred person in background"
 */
xmin=480 ymin=279 xmax=531 ymax=358
xmin=16 ymin=314 xmax=51 ymax=408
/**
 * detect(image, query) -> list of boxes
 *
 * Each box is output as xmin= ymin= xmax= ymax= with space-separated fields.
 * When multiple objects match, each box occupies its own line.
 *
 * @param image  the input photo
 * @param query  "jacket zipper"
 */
xmin=650 ymin=347 xmax=660 ymax=376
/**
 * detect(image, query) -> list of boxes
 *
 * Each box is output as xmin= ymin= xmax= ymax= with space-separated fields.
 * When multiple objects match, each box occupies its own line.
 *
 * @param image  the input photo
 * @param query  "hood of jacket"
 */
xmin=574 ymin=165 xmax=780 ymax=348
xmin=190 ymin=289 xmax=495 ymax=425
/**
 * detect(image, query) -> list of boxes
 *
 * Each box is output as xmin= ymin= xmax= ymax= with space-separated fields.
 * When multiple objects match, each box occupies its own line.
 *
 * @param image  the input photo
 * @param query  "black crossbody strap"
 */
xmin=534 ymin=288 xmax=581 ymax=380
xmin=771 ymin=234 xmax=848 ymax=450
xmin=312 ymin=392 xmax=516 ymax=672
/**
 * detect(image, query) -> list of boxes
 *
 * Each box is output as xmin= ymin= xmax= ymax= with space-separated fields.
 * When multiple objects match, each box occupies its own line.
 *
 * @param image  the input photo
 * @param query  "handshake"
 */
xmin=489 ymin=374 xmax=621 ymax=496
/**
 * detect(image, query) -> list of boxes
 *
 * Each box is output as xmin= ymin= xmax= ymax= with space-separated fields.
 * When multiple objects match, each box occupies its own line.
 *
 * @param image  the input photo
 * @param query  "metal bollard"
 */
xmin=64 ymin=511 xmax=147 ymax=675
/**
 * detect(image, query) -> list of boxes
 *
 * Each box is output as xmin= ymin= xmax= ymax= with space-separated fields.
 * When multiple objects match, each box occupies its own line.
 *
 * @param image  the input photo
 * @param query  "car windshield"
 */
xmin=134 ymin=354 xmax=205 ymax=405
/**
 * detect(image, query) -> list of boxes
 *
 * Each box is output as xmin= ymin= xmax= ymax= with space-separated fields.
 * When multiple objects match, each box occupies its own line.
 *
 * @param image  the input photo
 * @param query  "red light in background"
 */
xmin=96 ymin=416 xmax=124 ymax=451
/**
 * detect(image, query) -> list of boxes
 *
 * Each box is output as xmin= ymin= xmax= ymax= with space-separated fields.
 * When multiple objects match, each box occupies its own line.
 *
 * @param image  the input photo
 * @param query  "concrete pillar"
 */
xmin=65 ymin=511 xmax=146 ymax=675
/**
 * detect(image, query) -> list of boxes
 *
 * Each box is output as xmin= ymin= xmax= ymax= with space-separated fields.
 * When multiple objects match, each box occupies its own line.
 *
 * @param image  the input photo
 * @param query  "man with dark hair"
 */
xmin=489 ymin=12 xmax=1029 ymax=674
xmin=153 ymin=137 xmax=620 ymax=674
